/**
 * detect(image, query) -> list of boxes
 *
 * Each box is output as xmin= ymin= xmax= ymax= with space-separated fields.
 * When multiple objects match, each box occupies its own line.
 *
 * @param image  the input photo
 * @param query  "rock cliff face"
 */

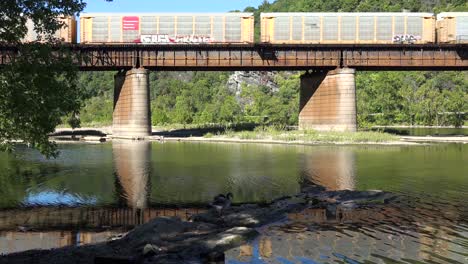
xmin=226 ymin=71 xmax=279 ymax=97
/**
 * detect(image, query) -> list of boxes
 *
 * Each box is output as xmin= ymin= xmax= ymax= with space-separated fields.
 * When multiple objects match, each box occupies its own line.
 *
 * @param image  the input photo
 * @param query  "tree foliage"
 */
xmin=357 ymin=72 xmax=468 ymax=127
xmin=0 ymin=0 xmax=86 ymax=157
xmin=0 ymin=0 xmax=86 ymax=43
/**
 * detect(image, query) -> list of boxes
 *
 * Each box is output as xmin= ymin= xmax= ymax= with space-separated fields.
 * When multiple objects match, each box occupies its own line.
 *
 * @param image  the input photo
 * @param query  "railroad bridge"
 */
xmin=1 ymin=44 xmax=467 ymax=136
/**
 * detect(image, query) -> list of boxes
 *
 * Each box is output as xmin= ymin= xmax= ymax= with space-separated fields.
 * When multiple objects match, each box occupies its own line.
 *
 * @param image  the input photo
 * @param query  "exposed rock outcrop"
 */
xmin=227 ymin=71 xmax=278 ymax=97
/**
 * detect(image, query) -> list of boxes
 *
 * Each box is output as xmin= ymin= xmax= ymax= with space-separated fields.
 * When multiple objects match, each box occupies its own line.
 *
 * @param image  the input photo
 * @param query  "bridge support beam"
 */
xmin=113 ymin=68 xmax=152 ymax=138
xmin=299 ymin=68 xmax=357 ymax=132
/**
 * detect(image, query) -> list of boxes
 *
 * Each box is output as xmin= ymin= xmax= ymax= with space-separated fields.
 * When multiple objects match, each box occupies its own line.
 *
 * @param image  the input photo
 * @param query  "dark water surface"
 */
xmin=0 ymin=141 xmax=467 ymax=263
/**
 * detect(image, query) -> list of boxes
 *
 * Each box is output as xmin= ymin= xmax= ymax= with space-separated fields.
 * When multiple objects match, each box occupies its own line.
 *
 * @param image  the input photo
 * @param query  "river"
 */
xmin=0 ymin=141 xmax=467 ymax=263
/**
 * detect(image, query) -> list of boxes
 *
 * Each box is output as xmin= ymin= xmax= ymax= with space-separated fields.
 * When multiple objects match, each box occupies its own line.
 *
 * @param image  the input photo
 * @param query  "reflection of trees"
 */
xmin=0 ymin=145 xmax=117 ymax=208
xmin=226 ymin=144 xmax=301 ymax=203
xmin=0 ymin=150 xmax=55 ymax=208
xmin=150 ymin=143 xmax=301 ymax=205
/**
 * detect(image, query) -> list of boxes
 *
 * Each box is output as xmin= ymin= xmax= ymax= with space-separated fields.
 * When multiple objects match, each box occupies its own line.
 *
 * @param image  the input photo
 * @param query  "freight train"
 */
xmin=22 ymin=12 xmax=468 ymax=44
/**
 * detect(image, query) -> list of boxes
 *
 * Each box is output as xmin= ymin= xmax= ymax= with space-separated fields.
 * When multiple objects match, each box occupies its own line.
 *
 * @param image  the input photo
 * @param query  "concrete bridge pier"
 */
xmin=113 ymin=68 xmax=152 ymax=138
xmin=299 ymin=68 xmax=357 ymax=132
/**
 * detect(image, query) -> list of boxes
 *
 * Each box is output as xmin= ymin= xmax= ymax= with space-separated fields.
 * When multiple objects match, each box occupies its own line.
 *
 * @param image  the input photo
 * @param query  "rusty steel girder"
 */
xmin=343 ymin=45 xmax=468 ymax=70
xmin=73 ymin=45 xmax=136 ymax=70
xmin=139 ymin=49 xmax=340 ymax=70
xmin=0 ymin=44 xmax=467 ymax=71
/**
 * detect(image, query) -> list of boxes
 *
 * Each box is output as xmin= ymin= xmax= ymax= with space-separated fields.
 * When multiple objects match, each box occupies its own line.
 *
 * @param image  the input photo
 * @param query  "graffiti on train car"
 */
xmin=392 ymin=34 xmax=421 ymax=44
xmin=140 ymin=34 xmax=212 ymax=44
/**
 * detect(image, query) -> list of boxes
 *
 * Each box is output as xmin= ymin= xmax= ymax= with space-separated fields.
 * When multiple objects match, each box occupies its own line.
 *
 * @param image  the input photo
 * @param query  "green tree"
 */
xmin=442 ymin=88 xmax=467 ymax=127
xmin=399 ymin=73 xmax=424 ymax=125
xmin=172 ymin=94 xmax=194 ymax=126
xmin=0 ymin=0 xmax=86 ymax=157
xmin=218 ymin=96 xmax=241 ymax=124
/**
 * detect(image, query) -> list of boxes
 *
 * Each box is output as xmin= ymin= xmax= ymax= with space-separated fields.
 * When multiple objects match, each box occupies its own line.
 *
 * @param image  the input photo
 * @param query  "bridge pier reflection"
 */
xmin=301 ymin=149 xmax=356 ymax=191
xmin=112 ymin=139 xmax=151 ymax=210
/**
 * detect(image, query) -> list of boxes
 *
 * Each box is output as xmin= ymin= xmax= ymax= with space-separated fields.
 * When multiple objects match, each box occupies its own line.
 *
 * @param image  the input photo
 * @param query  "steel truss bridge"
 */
xmin=1 ymin=43 xmax=467 ymax=71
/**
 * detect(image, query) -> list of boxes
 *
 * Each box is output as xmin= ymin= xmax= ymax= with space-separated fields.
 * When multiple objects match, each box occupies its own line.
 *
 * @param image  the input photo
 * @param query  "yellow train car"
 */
xmin=24 ymin=17 xmax=77 ymax=43
xmin=261 ymin=12 xmax=435 ymax=44
xmin=80 ymin=13 xmax=254 ymax=44
xmin=437 ymin=12 xmax=468 ymax=43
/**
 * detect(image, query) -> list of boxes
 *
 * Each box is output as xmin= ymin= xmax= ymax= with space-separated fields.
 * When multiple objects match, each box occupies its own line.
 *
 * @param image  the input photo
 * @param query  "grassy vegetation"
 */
xmin=212 ymin=127 xmax=398 ymax=143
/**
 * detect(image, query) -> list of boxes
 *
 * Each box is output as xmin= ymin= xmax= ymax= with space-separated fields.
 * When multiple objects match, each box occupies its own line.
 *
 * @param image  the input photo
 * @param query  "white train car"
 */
xmin=437 ymin=12 xmax=468 ymax=43
xmin=261 ymin=12 xmax=436 ymax=44
xmin=80 ymin=13 xmax=255 ymax=44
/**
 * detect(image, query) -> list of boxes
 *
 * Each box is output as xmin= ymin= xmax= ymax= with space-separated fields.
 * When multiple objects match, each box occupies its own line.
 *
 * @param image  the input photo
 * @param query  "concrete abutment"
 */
xmin=113 ymin=68 xmax=152 ymax=138
xmin=299 ymin=68 xmax=357 ymax=132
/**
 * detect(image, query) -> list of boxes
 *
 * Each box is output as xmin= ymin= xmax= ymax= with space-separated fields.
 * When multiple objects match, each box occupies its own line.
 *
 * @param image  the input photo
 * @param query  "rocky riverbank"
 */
xmin=0 ymin=186 xmax=396 ymax=264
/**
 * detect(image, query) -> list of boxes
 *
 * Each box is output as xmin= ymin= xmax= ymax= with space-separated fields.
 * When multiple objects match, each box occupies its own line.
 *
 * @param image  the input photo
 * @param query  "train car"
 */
xmin=437 ymin=12 xmax=468 ymax=43
xmin=80 ymin=13 xmax=255 ymax=44
xmin=24 ymin=17 xmax=77 ymax=43
xmin=261 ymin=12 xmax=435 ymax=44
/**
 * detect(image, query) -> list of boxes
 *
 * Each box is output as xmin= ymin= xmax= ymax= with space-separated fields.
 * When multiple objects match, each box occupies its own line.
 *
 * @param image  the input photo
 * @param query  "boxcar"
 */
xmin=261 ymin=12 xmax=435 ymax=44
xmin=80 ymin=13 xmax=254 ymax=44
xmin=24 ymin=17 xmax=77 ymax=43
xmin=437 ymin=12 xmax=468 ymax=43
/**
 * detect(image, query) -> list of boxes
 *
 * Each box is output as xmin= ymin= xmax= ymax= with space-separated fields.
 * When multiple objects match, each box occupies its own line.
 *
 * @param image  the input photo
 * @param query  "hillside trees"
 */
xmin=357 ymin=71 xmax=467 ymax=127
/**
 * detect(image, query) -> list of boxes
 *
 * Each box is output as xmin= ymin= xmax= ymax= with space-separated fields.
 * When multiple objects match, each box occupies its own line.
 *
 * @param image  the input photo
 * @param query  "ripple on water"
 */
xmin=226 ymin=196 xmax=468 ymax=264
xmin=0 ymin=142 xmax=466 ymax=258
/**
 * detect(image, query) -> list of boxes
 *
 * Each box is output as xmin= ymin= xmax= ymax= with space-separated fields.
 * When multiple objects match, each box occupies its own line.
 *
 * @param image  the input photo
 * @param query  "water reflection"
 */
xmin=0 ymin=207 xmax=207 ymax=254
xmin=0 ymin=231 xmax=77 ymax=255
xmin=113 ymin=140 xmax=151 ymax=209
xmin=0 ymin=142 xmax=466 ymax=258
xmin=227 ymin=201 xmax=468 ymax=264
xmin=149 ymin=143 xmax=302 ymax=205
xmin=301 ymin=149 xmax=356 ymax=190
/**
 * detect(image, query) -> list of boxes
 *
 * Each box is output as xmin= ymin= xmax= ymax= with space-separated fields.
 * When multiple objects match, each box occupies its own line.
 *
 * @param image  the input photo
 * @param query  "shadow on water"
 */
xmin=0 ymin=142 xmax=466 ymax=263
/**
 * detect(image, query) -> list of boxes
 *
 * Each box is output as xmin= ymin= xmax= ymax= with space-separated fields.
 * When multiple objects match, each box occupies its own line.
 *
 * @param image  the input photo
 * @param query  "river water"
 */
xmin=0 ymin=141 xmax=467 ymax=263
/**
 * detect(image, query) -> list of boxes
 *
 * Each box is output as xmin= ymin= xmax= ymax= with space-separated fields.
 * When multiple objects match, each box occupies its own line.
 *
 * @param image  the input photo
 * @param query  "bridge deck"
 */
xmin=1 ymin=44 xmax=467 ymax=71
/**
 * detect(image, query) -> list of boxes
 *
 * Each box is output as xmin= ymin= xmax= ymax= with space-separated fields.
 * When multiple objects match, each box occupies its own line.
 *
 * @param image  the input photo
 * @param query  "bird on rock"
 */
xmin=210 ymin=193 xmax=233 ymax=215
